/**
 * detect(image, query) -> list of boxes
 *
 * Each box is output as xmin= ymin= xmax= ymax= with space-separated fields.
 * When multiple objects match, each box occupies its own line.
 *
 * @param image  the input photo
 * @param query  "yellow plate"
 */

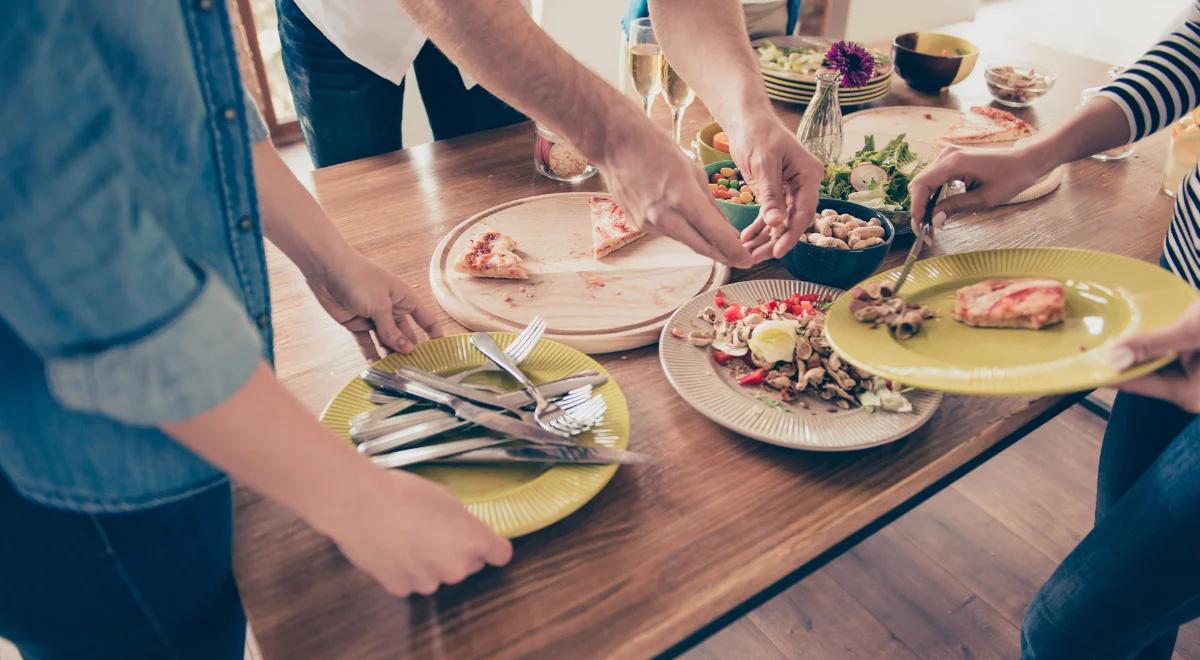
xmin=319 ymin=333 xmax=630 ymax=538
xmin=824 ymin=248 xmax=1198 ymax=395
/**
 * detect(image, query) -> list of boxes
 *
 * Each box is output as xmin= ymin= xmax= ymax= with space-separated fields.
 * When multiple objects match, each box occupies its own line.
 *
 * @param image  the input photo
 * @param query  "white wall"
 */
xmin=829 ymin=0 xmax=981 ymax=41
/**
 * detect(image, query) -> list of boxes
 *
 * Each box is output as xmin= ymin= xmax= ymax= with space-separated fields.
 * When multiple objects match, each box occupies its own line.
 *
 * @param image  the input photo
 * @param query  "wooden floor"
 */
xmin=686 ymin=404 xmax=1200 ymax=660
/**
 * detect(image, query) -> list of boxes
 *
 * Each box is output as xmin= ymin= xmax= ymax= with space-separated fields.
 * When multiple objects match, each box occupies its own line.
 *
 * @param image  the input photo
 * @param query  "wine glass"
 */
xmin=626 ymin=18 xmax=662 ymax=117
xmin=661 ymin=57 xmax=696 ymax=159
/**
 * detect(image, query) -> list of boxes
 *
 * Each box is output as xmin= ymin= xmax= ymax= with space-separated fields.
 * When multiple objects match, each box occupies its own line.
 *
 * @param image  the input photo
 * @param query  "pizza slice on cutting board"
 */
xmin=590 ymin=195 xmax=646 ymax=259
xmin=454 ymin=230 xmax=528 ymax=279
xmin=940 ymin=106 xmax=1034 ymax=146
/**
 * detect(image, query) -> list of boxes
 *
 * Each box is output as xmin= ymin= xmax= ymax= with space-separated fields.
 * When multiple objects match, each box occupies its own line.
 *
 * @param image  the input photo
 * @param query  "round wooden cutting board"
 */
xmin=430 ymin=192 xmax=731 ymax=354
xmin=842 ymin=106 xmax=1063 ymax=205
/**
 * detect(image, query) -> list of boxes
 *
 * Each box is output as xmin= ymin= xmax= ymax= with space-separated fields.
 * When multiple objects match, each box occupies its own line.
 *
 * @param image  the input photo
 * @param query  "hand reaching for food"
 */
xmin=729 ymin=117 xmax=826 ymax=262
xmin=907 ymin=143 xmax=1051 ymax=236
xmin=601 ymin=123 xmax=753 ymax=268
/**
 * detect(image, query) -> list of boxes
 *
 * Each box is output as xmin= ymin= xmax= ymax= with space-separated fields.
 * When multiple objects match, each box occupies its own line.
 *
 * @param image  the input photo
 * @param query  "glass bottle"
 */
xmin=796 ymin=71 xmax=843 ymax=164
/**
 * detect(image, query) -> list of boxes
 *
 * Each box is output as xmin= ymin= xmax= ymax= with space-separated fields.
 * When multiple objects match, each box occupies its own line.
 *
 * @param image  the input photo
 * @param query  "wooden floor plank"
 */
xmin=745 ymin=571 xmax=919 ymax=659
xmin=825 ymin=526 xmax=1020 ymax=659
xmin=890 ymin=487 xmax=1057 ymax=627
xmin=681 ymin=615 xmax=790 ymax=660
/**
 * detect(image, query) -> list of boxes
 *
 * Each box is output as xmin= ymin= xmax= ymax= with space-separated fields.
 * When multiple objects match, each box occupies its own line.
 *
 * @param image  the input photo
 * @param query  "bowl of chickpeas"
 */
xmin=782 ymin=199 xmax=895 ymax=288
xmin=703 ymin=160 xmax=760 ymax=231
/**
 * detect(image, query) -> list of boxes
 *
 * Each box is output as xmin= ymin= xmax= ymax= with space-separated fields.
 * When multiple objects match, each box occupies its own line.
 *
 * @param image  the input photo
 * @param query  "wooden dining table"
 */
xmin=234 ymin=23 xmax=1177 ymax=659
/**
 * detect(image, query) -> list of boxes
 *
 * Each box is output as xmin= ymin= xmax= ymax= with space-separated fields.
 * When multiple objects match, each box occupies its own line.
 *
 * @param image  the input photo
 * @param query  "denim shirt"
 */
xmin=0 ymin=0 xmax=272 ymax=512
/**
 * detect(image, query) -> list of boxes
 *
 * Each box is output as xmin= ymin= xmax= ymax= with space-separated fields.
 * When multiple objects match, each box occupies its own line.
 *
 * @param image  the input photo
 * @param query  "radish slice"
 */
xmin=850 ymin=163 xmax=889 ymax=192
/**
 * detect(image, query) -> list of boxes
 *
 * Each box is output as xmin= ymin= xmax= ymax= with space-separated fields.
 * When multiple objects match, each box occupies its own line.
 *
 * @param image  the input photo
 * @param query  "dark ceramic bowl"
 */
xmin=782 ymin=199 xmax=895 ymax=289
xmin=703 ymin=159 xmax=759 ymax=231
xmin=892 ymin=32 xmax=979 ymax=93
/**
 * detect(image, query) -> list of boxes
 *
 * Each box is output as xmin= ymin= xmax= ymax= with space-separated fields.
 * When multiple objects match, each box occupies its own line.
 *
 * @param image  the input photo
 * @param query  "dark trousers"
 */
xmin=0 ymin=475 xmax=244 ymax=660
xmin=1020 ymin=392 xmax=1200 ymax=659
xmin=276 ymin=0 xmax=526 ymax=168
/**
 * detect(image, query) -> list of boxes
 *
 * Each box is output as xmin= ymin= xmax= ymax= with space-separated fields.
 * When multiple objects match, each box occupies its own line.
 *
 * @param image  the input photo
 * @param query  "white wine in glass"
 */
xmin=661 ymin=58 xmax=696 ymax=158
xmin=626 ymin=18 xmax=662 ymax=117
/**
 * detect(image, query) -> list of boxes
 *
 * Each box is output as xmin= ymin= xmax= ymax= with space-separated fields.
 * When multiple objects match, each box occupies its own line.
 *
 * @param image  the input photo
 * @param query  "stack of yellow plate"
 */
xmin=753 ymin=36 xmax=893 ymax=107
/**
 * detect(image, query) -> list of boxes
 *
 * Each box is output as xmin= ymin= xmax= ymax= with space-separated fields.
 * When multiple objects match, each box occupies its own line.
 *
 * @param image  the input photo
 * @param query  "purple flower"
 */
xmin=826 ymin=41 xmax=876 ymax=88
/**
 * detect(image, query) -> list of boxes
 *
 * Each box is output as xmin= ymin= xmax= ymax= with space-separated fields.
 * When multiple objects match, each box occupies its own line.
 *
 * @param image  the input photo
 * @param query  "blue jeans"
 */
xmin=0 ymin=474 xmax=244 ymax=659
xmin=276 ymin=0 xmax=526 ymax=168
xmin=1021 ymin=391 xmax=1200 ymax=659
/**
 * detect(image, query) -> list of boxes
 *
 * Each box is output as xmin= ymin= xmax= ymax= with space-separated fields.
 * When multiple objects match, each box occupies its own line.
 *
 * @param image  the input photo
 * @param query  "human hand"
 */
xmin=316 ymin=468 xmax=512 ymax=596
xmin=908 ymin=142 xmax=1052 ymax=237
xmin=728 ymin=116 xmax=825 ymax=262
xmin=1110 ymin=300 xmax=1200 ymax=412
xmin=306 ymin=252 xmax=443 ymax=360
xmin=600 ymin=124 xmax=752 ymax=268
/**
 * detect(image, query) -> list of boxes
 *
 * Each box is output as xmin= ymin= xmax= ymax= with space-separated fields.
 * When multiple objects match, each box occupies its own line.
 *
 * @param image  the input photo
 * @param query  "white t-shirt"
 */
xmin=291 ymin=0 xmax=531 ymax=88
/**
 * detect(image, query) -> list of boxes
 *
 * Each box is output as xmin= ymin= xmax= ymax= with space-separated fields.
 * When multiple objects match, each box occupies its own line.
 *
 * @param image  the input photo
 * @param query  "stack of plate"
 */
xmin=753 ymin=36 xmax=893 ymax=107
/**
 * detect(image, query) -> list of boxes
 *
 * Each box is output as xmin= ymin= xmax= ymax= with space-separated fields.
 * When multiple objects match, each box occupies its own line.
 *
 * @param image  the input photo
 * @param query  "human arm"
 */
xmin=648 ymin=0 xmax=824 ymax=261
xmin=164 ymin=363 xmax=512 ymax=595
xmin=252 ymin=140 xmax=443 ymax=359
xmin=910 ymin=3 xmax=1200 ymax=225
xmin=393 ymin=0 xmax=751 ymax=267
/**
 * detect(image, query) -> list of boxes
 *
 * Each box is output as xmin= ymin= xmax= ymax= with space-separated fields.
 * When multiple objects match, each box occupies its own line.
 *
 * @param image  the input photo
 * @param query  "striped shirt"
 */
xmin=1101 ymin=1 xmax=1200 ymax=288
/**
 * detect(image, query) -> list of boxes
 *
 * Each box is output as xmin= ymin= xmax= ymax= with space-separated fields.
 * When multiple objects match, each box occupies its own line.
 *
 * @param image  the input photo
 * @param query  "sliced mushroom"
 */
xmin=798 ymin=367 xmax=826 ymax=389
xmin=794 ymin=337 xmax=813 ymax=361
xmin=688 ymin=330 xmax=715 ymax=347
xmin=743 ymin=313 xmax=765 ymax=326
xmin=698 ymin=306 xmax=718 ymax=323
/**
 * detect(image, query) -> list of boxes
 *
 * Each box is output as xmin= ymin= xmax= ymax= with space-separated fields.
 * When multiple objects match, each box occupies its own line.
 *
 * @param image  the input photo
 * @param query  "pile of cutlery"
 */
xmin=350 ymin=317 xmax=652 ymax=468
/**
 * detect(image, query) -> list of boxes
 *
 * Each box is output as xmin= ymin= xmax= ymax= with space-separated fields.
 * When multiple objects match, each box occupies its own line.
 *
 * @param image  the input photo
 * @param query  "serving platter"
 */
xmin=841 ymin=106 xmax=1065 ymax=205
xmin=659 ymin=279 xmax=941 ymax=451
xmin=430 ymin=193 xmax=730 ymax=354
xmin=824 ymin=248 xmax=1198 ymax=396
xmin=320 ymin=333 xmax=630 ymax=538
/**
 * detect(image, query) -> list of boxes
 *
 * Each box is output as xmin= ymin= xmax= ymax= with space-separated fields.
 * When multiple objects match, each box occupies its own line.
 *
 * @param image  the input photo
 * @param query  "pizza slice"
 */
xmin=454 ymin=230 xmax=528 ymax=279
xmin=954 ymin=278 xmax=1065 ymax=329
xmin=590 ymin=195 xmax=646 ymax=259
xmin=940 ymin=106 xmax=1034 ymax=146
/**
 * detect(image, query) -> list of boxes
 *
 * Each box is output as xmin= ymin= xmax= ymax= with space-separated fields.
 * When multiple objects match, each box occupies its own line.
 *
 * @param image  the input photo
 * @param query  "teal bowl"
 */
xmin=703 ymin=160 xmax=759 ymax=231
xmin=782 ymin=199 xmax=895 ymax=289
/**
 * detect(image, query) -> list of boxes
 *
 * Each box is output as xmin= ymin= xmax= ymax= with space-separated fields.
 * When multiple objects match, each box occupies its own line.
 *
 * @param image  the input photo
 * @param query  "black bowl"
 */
xmin=782 ymin=199 xmax=895 ymax=289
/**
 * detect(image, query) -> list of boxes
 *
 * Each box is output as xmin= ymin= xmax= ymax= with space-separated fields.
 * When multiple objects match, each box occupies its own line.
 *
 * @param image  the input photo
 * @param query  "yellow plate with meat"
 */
xmin=824 ymin=248 xmax=1198 ymax=396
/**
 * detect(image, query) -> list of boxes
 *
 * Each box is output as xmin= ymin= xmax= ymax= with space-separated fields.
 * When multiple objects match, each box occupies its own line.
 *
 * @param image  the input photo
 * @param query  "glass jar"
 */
xmin=1164 ymin=111 xmax=1200 ymax=197
xmin=1079 ymin=87 xmax=1134 ymax=162
xmin=534 ymin=124 xmax=596 ymax=183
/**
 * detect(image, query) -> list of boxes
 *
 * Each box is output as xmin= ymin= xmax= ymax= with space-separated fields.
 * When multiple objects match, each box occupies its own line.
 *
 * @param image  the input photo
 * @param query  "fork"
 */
xmin=470 ymin=331 xmax=565 ymax=432
xmin=442 ymin=316 xmax=546 ymax=391
xmin=355 ymin=317 xmax=546 ymax=424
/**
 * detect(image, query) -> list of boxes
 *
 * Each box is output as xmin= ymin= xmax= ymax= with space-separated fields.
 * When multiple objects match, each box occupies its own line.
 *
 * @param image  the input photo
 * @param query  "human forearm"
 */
xmin=253 ymin=141 xmax=353 ymax=277
xmin=162 ymin=362 xmax=373 ymax=533
xmin=648 ymin=0 xmax=775 ymax=131
xmin=393 ymin=0 xmax=643 ymax=167
xmin=164 ymin=362 xmax=512 ymax=595
xmin=1019 ymin=96 xmax=1131 ymax=173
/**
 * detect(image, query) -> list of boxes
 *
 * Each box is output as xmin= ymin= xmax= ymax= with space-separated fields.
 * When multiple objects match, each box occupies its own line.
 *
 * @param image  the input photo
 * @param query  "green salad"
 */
xmin=819 ymin=134 xmax=925 ymax=214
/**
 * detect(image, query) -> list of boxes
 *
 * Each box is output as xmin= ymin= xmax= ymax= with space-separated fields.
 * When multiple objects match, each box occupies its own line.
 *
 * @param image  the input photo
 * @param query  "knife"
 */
xmin=357 ymin=416 xmax=470 ymax=456
xmin=432 ymin=445 xmax=655 ymax=465
xmin=893 ymin=185 xmax=944 ymax=296
xmin=388 ymin=376 xmax=572 ymax=445
xmin=351 ymin=408 xmax=450 ymax=443
xmin=370 ymin=436 xmax=510 ymax=468
xmin=396 ymin=366 xmax=598 ymax=416
xmin=356 ymin=371 xmax=606 ymax=427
